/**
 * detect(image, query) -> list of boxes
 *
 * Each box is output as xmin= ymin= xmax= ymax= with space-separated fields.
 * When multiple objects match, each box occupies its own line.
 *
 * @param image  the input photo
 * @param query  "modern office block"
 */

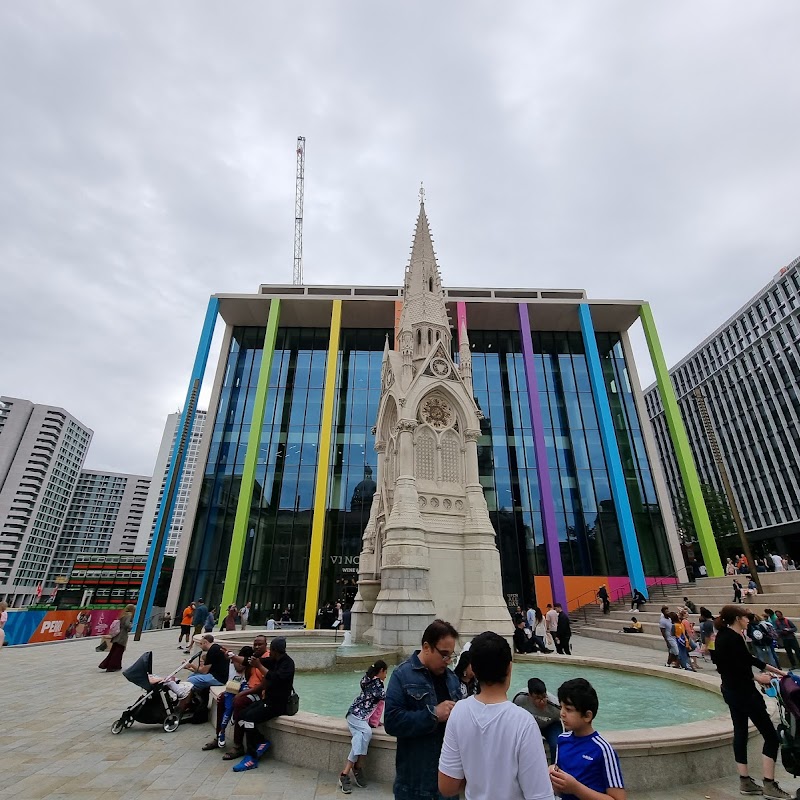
xmin=645 ymin=255 xmax=800 ymax=557
xmin=134 ymin=411 xmax=206 ymax=558
xmin=169 ymin=204 xmax=692 ymax=622
xmin=47 ymin=470 xmax=151 ymax=585
xmin=0 ymin=396 xmax=92 ymax=605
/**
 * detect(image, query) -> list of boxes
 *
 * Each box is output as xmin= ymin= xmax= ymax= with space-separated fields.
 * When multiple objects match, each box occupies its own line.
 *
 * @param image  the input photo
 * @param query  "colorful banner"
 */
xmin=3 ymin=608 xmax=124 ymax=646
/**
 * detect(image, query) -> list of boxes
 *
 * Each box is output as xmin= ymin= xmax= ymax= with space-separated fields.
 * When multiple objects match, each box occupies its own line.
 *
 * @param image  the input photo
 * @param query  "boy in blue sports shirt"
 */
xmin=549 ymin=678 xmax=626 ymax=800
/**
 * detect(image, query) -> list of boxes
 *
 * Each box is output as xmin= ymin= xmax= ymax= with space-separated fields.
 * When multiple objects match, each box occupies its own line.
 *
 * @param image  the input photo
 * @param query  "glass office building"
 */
xmin=169 ymin=282 xmax=694 ymax=624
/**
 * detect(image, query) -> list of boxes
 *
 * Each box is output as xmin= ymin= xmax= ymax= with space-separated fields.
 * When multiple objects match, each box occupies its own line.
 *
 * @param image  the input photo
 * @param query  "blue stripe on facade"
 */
xmin=578 ymin=304 xmax=648 ymax=598
xmin=135 ymin=296 xmax=219 ymax=629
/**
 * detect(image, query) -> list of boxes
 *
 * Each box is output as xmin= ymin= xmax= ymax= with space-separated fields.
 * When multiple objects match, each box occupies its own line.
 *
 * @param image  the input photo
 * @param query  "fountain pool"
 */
xmin=294 ymin=660 xmax=726 ymax=729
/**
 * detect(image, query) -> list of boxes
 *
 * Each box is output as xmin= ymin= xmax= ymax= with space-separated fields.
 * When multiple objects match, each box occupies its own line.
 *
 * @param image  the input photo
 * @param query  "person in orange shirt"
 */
xmin=178 ymin=602 xmax=195 ymax=652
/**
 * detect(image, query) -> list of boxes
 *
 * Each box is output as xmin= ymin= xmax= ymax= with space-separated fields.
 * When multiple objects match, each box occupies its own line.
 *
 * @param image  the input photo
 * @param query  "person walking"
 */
xmin=545 ymin=604 xmax=559 ymax=643
xmin=597 ymin=585 xmax=610 ymax=615
xmin=192 ymin=598 xmax=209 ymax=638
xmin=775 ymin=611 xmax=800 ymax=668
xmin=659 ymin=606 xmax=679 ymax=668
xmin=222 ymin=605 xmax=238 ymax=632
xmin=554 ymin=604 xmax=572 ymax=655
xmin=239 ymin=601 xmax=251 ymax=631
xmin=732 ymin=579 xmax=743 ymax=603
xmin=384 ymin=619 xmax=462 ymax=800
xmin=337 ymin=660 xmax=388 ymax=793
xmin=532 ymin=607 xmax=553 ymax=653
xmin=713 ymin=605 xmax=792 ymax=798
xmin=98 ymin=604 xmax=134 ymax=672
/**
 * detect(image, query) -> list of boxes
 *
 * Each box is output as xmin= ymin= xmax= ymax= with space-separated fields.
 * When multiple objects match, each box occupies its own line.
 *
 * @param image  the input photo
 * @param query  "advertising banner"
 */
xmin=4 ymin=608 xmax=124 ymax=645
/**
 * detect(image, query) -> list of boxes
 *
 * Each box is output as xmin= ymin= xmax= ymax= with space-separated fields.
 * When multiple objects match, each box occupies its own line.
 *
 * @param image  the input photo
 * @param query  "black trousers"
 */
xmin=783 ymin=636 xmax=800 ymax=667
xmin=239 ymin=699 xmax=283 ymax=755
xmin=554 ymin=635 xmax=571 ymax=655
xmin=722 ymin=687 xmax=779 ymax=764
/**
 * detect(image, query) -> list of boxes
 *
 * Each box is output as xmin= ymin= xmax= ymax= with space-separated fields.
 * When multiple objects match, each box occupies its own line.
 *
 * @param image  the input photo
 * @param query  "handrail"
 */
xmin=564 ymin=569 xmax=687 ymax=624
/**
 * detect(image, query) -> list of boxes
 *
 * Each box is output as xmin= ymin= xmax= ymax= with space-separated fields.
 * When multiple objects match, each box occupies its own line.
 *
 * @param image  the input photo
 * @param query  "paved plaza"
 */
xmin=1 ymin=628 xmax=796 ymax=799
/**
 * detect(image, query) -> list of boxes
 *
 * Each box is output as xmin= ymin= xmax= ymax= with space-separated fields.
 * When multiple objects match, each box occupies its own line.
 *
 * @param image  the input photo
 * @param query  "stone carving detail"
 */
xmin=441 ymin=431 xmax=462 ymax=484
xmin=418 ymin=496 xmax=427 ymax=509
xmin=420 ymin=396 xmax=452 ymax=429
xmin=430 ymin=497 xmax=439 ymax=509
xmin=396 ymin=419 xmax=417 ymax=433
xmin=443 ymin=498 xmax=452 ymax=510
xmin=464 ymin=429 xmax=481 ymax=442
xmin=415 ymin=430 xmax=436 ymax=480
xmin=431 ymin=358 xmax=450 ymax=377
xmin=455 ymin=499 xmax=464 ymax=510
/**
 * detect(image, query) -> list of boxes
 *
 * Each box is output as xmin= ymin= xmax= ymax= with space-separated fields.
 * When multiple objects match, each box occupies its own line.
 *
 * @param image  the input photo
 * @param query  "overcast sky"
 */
xmin=1 ymin=2 xmax=798 ymax=476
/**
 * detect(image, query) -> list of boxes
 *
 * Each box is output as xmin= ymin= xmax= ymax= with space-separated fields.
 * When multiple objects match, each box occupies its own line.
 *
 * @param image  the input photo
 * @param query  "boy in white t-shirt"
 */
xmin=438 ymin=631 xmax=553 ymax=800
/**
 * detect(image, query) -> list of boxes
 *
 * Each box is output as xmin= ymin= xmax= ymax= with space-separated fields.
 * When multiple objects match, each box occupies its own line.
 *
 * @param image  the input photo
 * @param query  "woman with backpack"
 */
xmin=98 ymin=604 xmax=135 ymax=672
xmin=747 ymin=612 xmax=779 ymax=667
xmin=337 ymin=660 xmax=388 ymax=794
xmin=713 ymin=605 xmax=791 ymax=799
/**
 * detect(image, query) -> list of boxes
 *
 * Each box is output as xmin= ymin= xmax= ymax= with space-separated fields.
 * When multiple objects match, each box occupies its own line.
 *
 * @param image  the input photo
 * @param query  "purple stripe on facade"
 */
xmin=517 ymin=303 xmax=567 ymax=607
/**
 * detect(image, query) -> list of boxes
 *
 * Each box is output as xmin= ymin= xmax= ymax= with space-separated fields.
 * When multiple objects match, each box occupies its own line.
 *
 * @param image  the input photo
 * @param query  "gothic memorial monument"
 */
xmin=351 ymin=199 xmax=510 ymax=648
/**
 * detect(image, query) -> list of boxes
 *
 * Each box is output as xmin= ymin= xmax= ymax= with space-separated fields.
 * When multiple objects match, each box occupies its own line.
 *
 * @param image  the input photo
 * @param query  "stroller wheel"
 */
xmin=163 ymin=714 xmax=179 ymax=733
xmin=124 ymin=716 xmax=134 ymax=728
xmin=111 ymin=719 xmax=124 ymax=735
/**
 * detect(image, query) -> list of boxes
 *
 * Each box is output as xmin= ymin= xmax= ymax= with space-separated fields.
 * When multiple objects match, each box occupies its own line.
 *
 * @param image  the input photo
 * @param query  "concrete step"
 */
xmin=577 ymin=627 xmax=672 ymax=652
xmin=577 ymin=625 xmax=798 ymax=668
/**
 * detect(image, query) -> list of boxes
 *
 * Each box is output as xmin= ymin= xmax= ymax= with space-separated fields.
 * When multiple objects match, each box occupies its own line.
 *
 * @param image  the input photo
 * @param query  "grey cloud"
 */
xmin=1 ymin=1 xmax=798 ymax=474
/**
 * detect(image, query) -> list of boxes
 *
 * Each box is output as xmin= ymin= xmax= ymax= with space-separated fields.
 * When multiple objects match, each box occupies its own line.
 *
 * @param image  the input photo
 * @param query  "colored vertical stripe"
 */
xmin=456 ymin=301 xmax=468 ymax=343
xmin=639 ymin=303 xmax=724 ymax=577
xmin=517 ymin=303 xmax=567 ymax=608
xmin=578 ymin=304 xmax=648 ymax=597
xmin=394 ymin=300 xmax=402 ymax=349
xmin=220 ymin=299 xmax=282 ymax=611
xmin=304 ymin=300 xmax=343 ymax=628
xmin=135 ymin=297 xmax=219 ymax=630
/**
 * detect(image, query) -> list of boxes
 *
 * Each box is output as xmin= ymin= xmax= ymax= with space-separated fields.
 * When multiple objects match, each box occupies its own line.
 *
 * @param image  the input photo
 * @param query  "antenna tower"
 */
xmin=293 ymin=136 xmax=306 ymax=285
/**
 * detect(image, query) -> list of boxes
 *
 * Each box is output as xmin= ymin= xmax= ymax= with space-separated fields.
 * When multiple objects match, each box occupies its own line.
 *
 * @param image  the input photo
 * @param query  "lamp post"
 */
xmin=692 ymin=388 xmax=762 ymax=594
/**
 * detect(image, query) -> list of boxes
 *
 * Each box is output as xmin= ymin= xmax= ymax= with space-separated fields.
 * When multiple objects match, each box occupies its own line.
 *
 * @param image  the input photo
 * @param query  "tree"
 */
xmin=675 ymin=483 xmax=737 ymax=543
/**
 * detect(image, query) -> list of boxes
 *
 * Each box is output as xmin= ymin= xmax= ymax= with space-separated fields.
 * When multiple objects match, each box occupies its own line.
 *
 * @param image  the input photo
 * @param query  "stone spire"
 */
xmin=398 ymin=198 xmax=452 ymax=367
xmin=458 ymin=315 xmax=473 ymax=396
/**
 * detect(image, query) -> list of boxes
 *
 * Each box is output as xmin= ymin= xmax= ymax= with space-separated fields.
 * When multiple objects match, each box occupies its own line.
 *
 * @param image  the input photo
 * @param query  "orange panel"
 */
xmin=532 ymin=575 xmax=608 ymax=612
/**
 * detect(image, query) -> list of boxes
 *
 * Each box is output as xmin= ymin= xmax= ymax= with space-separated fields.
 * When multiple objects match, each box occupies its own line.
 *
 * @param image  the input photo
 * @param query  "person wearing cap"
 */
xmin=232 ymin=636 xmax=296 ymax=772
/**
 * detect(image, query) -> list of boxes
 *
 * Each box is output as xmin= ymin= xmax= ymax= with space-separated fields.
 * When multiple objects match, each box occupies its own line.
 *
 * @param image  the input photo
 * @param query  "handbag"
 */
xmin=286 ymin=688 xmax=300 ymax=716
xmin=225 ymin=679 xmax=243 ymax=693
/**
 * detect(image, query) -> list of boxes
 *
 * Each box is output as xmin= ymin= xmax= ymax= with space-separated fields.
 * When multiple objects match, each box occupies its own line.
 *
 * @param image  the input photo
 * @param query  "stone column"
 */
xmin=460 ymin=429 xmax=514 ymax=641
xmin=371 ymin=420 xmax=435 ymax=650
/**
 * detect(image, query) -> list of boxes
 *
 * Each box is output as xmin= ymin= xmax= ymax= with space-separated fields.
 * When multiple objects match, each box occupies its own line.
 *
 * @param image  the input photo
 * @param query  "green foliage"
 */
xmin=675 ymin=483 xmax=736 ymax=542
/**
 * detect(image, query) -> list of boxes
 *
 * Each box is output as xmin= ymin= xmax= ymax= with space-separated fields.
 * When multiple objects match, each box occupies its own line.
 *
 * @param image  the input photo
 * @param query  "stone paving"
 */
xmin=1 ymin=628 xmax=797 ymax=799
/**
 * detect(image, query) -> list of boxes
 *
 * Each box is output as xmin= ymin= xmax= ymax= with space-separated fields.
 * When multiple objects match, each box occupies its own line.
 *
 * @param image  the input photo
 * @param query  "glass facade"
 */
xmin=180 ymin=321 xmax=671 ymax=623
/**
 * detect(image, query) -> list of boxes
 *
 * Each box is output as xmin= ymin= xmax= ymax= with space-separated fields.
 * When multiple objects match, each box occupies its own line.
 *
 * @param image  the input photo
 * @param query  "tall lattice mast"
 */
xmin=293 ymin=136 xmax=306 ymax=286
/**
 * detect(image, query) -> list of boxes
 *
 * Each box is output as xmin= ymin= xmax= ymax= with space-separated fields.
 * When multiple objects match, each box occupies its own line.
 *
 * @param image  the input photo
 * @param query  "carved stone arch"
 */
xmin=414 ymin=423 xmax=437 ymax=482
xmin=440 ymin=428 xmax=463 ymax=484
xmin=413 ymin=384 xmax=472 ymax=436
xmin=379 ymin=395 xmax=398 ymax=441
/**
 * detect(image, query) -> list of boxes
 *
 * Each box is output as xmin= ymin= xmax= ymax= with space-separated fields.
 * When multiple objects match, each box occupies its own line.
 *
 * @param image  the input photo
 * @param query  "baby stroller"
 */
xmin=774 ymin=673 xmax=800 ymax=776
xmin=110 ymin=650 xmax=196 ymax=734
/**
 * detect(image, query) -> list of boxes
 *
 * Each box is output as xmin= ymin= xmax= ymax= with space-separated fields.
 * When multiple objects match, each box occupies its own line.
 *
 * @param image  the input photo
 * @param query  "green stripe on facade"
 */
xmin=220 ymin=298 xmax=281 ymax=610
xmin=640 ymin=303 xmax=723 ymax=577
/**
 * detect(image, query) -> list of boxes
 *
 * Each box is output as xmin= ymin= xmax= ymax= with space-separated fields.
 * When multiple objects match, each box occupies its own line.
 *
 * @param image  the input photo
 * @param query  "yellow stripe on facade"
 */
xmin=303 ymin=300 xmax=342 ymax=628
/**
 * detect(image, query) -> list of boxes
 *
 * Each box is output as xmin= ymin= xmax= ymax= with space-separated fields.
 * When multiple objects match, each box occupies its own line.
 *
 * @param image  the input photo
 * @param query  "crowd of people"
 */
xmin=101 ymin=583 xmax=800 ymax=799
xmin=512 ymin=603 xmax=572 ymax=656
xmin=726 ymin=553 xmax=797 ymax=574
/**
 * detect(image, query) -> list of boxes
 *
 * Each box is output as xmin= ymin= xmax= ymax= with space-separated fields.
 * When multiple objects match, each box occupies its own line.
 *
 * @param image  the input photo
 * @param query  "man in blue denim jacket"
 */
xmin=385 ymin=620 xmax=462 ymax=800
